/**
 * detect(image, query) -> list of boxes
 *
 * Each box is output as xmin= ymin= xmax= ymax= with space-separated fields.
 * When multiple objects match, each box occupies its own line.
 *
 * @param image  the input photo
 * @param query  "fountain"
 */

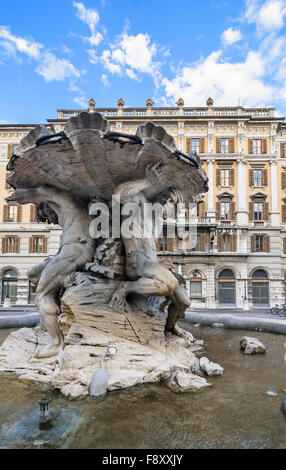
xmin=0 ymin=112 xmax=215 ymax=398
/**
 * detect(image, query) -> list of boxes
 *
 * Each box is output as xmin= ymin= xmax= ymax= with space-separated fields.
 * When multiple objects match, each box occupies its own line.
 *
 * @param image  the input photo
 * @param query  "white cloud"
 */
xmin=101 ymin=73 xmax=110 ymax=86
xmin=221 ymin=27 xmax=242 ymax=45
xmin=246 ymin=0 xmax=286 ymax=31
xmin=161 ymin=49 xmax=274 ymax=107
xmin=73 ymin=1 xmax=103 ymax=46
xmin=0 ymin=26 xmax=42 ymax=59
xmin=92 ymin=30 xmax=161 ymax=84
xmin=35 ymin=52 xmax=81 ymax=82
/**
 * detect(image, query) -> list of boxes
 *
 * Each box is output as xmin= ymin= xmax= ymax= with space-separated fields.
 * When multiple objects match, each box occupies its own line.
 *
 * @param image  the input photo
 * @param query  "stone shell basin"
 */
xmin=6 ymin=112 xmax=208 ymax=204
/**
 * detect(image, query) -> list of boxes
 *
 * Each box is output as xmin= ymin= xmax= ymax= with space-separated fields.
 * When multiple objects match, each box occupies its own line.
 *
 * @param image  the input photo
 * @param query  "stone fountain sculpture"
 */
xmin=0 ymin=112 xmax=215 ymax=398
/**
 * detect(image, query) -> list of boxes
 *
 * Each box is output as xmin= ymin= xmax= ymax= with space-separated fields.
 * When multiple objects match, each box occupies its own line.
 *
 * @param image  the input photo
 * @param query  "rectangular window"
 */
xmin=190 ymin=280 xmax=202 ymax=297
xmin=222 ymin=235 xmax=232 ymax=251
xmin=7 ymin=206 xmax=17 ymax=222
xmin=255 ymin=235 xmax=264 ymax=252
xmin=254 ymin=202 xmax=263 ymax=220
xmin=221 ymin=202 xmax=230 ymax=220
xmin=221 ymin=138 xmax=229 ymax=153
xmin=221 ymin=169 xmax=230 ymax=186
xmin=32 ymin=236 xmax=44 ymax=253
xmin=6 ymin=237 xmax=17 ymax=253
xmin=191 ymin=138 xmax=200 ymax=153
xmin=253 ymin=169 xmax=262 ymax=186
xmin=253 ymin=139 xmax=262 ymax=154
xmin=158 ymin=237 xmax=168 ymax=251
xmin=192 ymin=235 xmax=201 ymax=251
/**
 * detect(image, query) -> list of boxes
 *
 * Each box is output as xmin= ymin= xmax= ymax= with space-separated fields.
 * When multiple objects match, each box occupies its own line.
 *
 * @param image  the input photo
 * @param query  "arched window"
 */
xmin=218 ymin=269 xmax=236 ymax=305
xmin=1 ymin=269 xmax=18 ymax=304
xmin=252 ymin=269 xmax=269 ymax=306
xmin=190 ymin=271 xmax=202 ymax=297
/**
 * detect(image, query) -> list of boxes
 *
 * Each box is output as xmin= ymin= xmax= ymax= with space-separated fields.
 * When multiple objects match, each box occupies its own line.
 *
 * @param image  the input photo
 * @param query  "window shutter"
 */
xmin=282 ymin=173 xmax=286 ymax=189
xmin=17 ymin=206 xmax=22 ymax=222
xmin=262 ymin=169 xmax=268 ymax=186
xmin=230 ymin=168 xmax=235 ymax=186
xmin=30 ymin=205 xmax=36 ymax=222
xmin=282 ymin=205 xmax=286 ymax=223
xmin=29 ymin=237 xmax=34 ymax=253
xmin=229 ymin=138 xmax=235 ymax=153
xmin=199 ymin=138 xmax=205 ymax=153
xmin=248 ymin=139 xmax=253 ymax=154
xmin=249 ymin=202 xmax=254 ymax=220
xmin=216 ymin=202 xmax=221 ymax=220
xmin=2 ymin=237 xmax=7 ymax=253
xmin=199 ymin=233 xmax=206 ymax=251
xmin=3 ymin=205 xmax=9 ymax=222
xmin=199 ymin=201 xmax=206 ymax=217
xmin=216 ymin=169 xmax=221 ymax=186
xmin=249 ymin=169 xmax=254 ymax=186
xmin=283 ymin=238 xmax=286 ymax=254
xmin=216 ymin=138 xmax=221 ymax=153
xmin=7 ymin=144 xmax=14 ymax=159
xmin=251 ymin=235 xmax=255 ymax=252
xmin=230 ymin=202 xmax=235 ymax=220
xmin=186 ymin=138 xmax=191 ymax=153
xmin=281 ymin=143 xmax=285 ymax=158
xmin=262 ymin=139 xmax=267 ymax=154
xmin=167 ymin=238 xmax=173 ymax=251
xmin=5 ymin=173 xmax=10 ymax=190
xmin=43 ymin=236 xmax=47 ymax=253
xmin=264 ymin=235 xmax=270 ymax=252
xmin=217 ymin=234 xmax=222 ymax=252
xmin=263 ymin=202 xmax=269 ymax=220
xmin=231 ymin=234 xmax=237 ymax=252
xmin=15 ymin=237 xmax=20 ymax=253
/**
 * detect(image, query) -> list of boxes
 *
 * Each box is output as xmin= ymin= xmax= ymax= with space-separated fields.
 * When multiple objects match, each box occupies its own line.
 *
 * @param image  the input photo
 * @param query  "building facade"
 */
xmin=1 ymin=97 xmax=286 ymax=309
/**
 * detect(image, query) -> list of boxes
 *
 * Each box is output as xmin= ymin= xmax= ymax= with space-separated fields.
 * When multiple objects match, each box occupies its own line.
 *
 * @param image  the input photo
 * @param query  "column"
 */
xmin=236 ymin=158 xmax=248 ymax=226
xmin=206 ymin=157 xmax=216 ymax=218
xmin=270 ymin=160 xmax=280 ymax=226
xmin=206 ymin=263 xmax=216 ymax=309
xmin=16 ymin=278 xmax=29 ymax=305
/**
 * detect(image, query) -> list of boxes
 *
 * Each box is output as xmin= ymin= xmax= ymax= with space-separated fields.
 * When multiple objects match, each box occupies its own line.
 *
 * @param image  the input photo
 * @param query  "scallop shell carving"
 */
xmin=7 ymin=112 xmax=208 ymax=203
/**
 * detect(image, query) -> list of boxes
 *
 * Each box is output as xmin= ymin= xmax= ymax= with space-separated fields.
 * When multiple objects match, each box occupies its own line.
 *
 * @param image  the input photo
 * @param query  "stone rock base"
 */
xmin=0 ymin=273 xmax=222 ymax=399
xmin=240 ymin=336 xmax=266 ymax=355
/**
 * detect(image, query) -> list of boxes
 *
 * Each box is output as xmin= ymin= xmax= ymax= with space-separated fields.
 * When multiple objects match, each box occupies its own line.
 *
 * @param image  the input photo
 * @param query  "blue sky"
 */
xmin=1 ymin=0 xmax=286 ymax=123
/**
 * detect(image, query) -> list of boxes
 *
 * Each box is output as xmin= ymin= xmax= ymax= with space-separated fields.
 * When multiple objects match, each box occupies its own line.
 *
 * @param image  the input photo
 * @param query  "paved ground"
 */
xmin=189 ymin=308 xmax=285 ymax=320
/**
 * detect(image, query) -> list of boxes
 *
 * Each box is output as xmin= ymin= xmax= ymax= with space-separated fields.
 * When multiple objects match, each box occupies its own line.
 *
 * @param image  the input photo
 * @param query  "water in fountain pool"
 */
xmin=0 ymin=324 xmax=286 ymax=449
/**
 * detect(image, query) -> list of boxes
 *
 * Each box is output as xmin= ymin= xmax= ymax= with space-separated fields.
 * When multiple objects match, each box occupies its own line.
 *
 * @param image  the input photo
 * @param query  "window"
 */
xmin=221 ymin=169 xmax=230 ymax=186
xmin=158 ymin=237 xmax=168 ymax=251
xmin=254 ymin=202 xmax=263 ymax=220
xmin=29 ymin=236 xmax=47 ymax=253
xmin=253 ymin=139 xmax=262 ymax=154
xmin=280 ymin=142 xmax=286 ymax=157
xmin=190 ymin=271 xmax=202 ymax=297
xmin=192 ymin=235 xmax=201 ymax=251
xmin=217 ymin=234 xmax=237 ymax=252
xmin=256 ymin=235 xmax=264 ymax=251
xmin=3 ymin=205 xmax=22 ymax=222
xmin=221 ymin=138 xmax=229 ymax=153
xmin=1 ymin=269 xmax=18 ymax=303
xmin=251 ymin=234 xmax=270 ymax=252
xmin=222 ymin=234 xmax=231 ymax=251
xmin=191 ymin=138 xmax=200 ymax=153
xmin=2 ymin=237 xmax=20 ymax=253
xmin=221 ymin=202 xmax=230 ymax=220
xmin=253 ymin=169 xmax=262 ymax=186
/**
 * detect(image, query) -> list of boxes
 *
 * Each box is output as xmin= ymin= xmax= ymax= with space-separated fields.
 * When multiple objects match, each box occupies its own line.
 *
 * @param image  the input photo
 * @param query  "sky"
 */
xmin=1 ymin=0 xmax=286 ymax=123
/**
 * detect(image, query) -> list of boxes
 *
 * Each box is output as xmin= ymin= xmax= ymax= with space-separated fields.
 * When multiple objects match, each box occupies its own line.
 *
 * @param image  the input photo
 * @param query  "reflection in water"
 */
xmin=0 ymin=324 xmax=286 ymax=449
